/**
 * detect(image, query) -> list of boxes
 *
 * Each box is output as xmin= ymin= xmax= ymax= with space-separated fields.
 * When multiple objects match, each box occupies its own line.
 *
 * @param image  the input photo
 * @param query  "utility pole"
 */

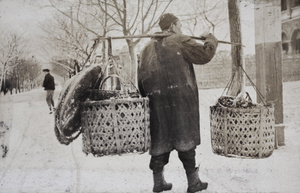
xmin=254 ymin=0 xmax=284 ymax=146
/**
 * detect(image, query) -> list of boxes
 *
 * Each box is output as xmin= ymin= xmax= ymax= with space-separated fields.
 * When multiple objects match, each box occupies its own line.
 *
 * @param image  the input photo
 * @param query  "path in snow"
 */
xmin=0 ymin=82 xmax=299 ymax=193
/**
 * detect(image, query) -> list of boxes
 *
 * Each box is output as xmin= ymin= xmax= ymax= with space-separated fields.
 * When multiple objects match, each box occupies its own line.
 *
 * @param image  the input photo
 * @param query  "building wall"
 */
xmin=282 ymin=56 xmax=300 ymax=81
xmin=195 ymin=57 xmax=300 ymax=89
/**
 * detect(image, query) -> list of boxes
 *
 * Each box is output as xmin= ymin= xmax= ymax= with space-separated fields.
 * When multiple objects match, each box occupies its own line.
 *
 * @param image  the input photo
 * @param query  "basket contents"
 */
xmin=85 ymin=89 xmax=140 ymax=101
xmin=210 ymin=94 xmax=275 ymax=158
xmin=54 ymin=65 xmax=103 ymax=145
xmin=216 ymin=94 xmax=256 ymax=108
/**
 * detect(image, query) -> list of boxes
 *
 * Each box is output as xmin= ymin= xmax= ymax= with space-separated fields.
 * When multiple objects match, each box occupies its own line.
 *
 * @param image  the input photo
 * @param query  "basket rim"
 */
xmin=82 ymin=97 xmax=149 ymax=105
xmin=210 ymin=104 xmax=274 ymax=112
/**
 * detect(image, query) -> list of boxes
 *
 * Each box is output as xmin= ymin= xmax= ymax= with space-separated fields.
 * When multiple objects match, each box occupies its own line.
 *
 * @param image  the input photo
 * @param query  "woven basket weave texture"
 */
xmin=81 ymin=97 xmax=150 ymax=156
xmin=210 ymin=105 xmax=275 ymax=158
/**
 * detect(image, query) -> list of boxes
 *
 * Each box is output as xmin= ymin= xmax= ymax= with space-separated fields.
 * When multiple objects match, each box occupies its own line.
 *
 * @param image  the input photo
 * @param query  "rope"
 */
xmin=238 ymin=64 xmax=267 ymax=106
xmin=109 ymin=57 xmax=139 ymax=92
xmin=106 ymin=37 xmax=138 ymax=92
xmin=83 ymin=38 xmax=101 ymax=68
xmin=89 ymin=37 xmax=139 ymax=93
xmin=221 ymin=67 xmax=237 ymax=96
xmin=221 ymin=63 xmax=268 ymax=107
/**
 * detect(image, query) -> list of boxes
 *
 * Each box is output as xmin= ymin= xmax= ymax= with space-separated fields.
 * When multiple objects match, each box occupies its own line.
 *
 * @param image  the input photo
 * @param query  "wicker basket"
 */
xmin=210 ymin=105 xmax=275 ymax=158
xmin=81 ymin=97 xmax=150 ymax=156
xmin=80 ymin=74 xmax=150 ymax=156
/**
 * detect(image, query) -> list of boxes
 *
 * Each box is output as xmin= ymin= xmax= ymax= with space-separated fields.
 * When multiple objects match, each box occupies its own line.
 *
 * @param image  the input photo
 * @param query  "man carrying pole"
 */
xmin=138 ymin=13 xmax=218 ymax=193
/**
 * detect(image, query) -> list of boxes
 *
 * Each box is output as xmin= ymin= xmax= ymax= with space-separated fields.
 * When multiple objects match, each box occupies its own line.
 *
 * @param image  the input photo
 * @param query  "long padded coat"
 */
xmin=138 ymin=32 xmax=218 ymax=156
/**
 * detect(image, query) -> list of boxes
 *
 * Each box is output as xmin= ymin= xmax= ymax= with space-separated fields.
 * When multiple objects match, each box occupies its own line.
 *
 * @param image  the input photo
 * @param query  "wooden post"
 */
xmin=254 ymin=0 xmax=285 ymax=146
xmin=228 ymin=0 xmax=245 ymax=97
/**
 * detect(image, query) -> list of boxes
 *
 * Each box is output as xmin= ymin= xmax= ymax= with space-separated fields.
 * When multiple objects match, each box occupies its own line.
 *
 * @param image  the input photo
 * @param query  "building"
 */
xmin=281 ymin=0 xmax=300 ymax=54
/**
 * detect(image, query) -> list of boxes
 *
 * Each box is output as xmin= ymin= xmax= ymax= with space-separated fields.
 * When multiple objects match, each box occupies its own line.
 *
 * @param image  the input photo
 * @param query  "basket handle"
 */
xmin=99 ymin=74 xmax=142 ymax=97
xmin=99 ymin=74 xmax=125 ymax=90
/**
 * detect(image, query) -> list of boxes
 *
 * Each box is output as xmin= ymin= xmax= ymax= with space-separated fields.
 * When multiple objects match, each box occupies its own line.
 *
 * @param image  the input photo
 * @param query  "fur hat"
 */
xmin=159 ymin=13 xmax=179 ymax=30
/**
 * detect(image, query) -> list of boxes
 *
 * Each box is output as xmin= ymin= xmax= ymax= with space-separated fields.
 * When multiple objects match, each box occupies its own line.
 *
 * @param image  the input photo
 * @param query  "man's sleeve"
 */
xmin=180 ymin=34 xmax=218 ymax=65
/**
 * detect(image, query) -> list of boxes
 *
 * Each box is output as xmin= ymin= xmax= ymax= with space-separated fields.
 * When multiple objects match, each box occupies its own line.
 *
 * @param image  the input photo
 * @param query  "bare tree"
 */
xmin=227 ymin=0 xmax=245 ymax=97
xmin=177 ymin=0 xmax=228 ymax=38
xmin=0 ymin=32 xmax=28 ymax=93
xmin=199 ymin=0 xmax=227 ymax=34
xmin=94 ymin=0 xmax=173 ymax=85
xmin=16 ymin=58 xmax=41 ymax=92
xmin=44 ymin=0 xmax=173 ymax=86
xmin=37 ymin=0 xmax=117 ymax=80
xmin=40 ymin=11 xmax=91 ymax=67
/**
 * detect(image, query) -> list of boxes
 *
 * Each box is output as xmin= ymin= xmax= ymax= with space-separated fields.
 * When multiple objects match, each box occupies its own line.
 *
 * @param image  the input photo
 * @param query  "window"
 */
xmin=292 ymin=0 xmax=300 ymax=7
xmin=282 ymin=33 xmax=289 ymax=54
xmin=295 ymin=39 xmax=300 ymax=54
xmin=291 ymin=30 xmax=300 ymax=54
xmin=282 ymin=43 xmax=289 ymax=54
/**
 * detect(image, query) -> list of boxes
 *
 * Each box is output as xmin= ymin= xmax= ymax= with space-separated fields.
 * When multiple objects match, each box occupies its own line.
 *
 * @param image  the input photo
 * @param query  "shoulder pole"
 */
xmin=94 ymin=34 xmax=244 ymax=47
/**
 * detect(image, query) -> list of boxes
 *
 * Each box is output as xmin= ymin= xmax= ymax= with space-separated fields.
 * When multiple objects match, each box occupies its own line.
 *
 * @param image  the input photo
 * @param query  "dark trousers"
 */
xmin=46 ymin=90 xmax=55 ymax=109
xmin=150 ymin=148 xmax=196 ymax=175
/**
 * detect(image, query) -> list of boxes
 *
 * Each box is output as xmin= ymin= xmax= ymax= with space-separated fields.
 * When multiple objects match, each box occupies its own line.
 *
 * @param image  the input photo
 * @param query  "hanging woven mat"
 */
xmin=80 ymin=75 xmax=151 ymax=157
xmin=210 ymin=65 xmax=275 ymax=158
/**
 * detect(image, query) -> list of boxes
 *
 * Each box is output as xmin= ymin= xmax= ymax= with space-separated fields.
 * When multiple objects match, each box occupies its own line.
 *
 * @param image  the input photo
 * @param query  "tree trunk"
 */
xmin=227 ymin=0 xmax=245 ymax=97
xmin=0 ymin=64 xmax=6 ymax=92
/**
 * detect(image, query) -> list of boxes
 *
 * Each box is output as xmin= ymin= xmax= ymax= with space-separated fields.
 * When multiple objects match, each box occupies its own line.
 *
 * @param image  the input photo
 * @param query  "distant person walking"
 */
xmin=42 ymin=69 xmax=55 ymax=114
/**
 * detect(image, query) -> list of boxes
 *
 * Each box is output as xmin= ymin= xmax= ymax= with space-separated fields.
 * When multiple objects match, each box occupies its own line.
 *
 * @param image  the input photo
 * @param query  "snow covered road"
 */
xmin=0 ymin=82 xmax=300 ymax=193
xmin=0 ymin=91 xmax=77 ymax=192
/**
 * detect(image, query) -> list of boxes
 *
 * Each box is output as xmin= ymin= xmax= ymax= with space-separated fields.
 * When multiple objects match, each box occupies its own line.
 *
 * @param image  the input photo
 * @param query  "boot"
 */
xmin=153 ymin=171 xmax=172 ymax=192
xmin=187 ymin=167 xmax=208 ymax=193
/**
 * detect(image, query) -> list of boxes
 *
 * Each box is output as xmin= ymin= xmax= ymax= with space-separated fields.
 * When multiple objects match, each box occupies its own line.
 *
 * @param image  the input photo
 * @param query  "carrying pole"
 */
xmin=94 ymin=34 xmax=244 ymax=47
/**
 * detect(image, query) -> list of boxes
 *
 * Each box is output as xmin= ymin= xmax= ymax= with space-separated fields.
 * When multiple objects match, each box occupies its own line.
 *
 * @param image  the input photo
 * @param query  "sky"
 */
xmin=0 ymin=0 xmax=54 ymax=65
xmin=0 ymin=0 xmax=50 ymax=36
xmin=0 ymin=0 xmax=256 ymax=64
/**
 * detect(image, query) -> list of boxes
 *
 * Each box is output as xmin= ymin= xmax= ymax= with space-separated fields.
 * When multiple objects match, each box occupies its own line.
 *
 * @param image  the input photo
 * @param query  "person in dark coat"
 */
xmin=138 ymin=13 xmax=218 ymax=193
xmin=42 ymin=69 xmax=55 ymax=114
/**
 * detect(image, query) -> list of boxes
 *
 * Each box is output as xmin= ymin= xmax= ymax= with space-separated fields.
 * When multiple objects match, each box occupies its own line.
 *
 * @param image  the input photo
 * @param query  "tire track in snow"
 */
xmin=0 ymin=90 xmax=79 ymax=192
xmin=71 ymin=143 xmax=80 ymax=193
xmin=0 ymin=103 xmax=33 ymax=184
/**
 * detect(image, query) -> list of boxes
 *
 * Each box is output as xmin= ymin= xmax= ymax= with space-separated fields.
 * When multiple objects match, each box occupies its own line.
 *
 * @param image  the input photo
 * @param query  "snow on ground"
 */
xmin=0 ymin=82 xmax=299 ymax=193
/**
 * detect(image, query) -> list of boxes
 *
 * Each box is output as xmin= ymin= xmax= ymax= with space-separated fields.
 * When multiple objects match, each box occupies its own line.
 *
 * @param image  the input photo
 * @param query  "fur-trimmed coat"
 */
xmin=138 ymin=32 xmax=218 ymax=156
